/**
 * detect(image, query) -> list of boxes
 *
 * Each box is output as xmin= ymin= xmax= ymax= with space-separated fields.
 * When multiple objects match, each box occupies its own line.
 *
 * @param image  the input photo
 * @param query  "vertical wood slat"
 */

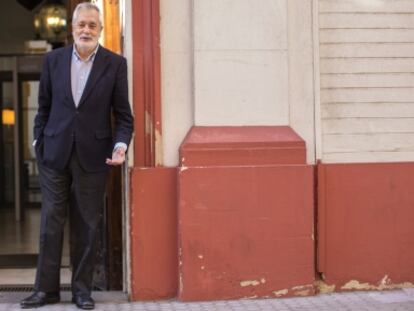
xmin=103 ymin=0 xmax=121 ymax=54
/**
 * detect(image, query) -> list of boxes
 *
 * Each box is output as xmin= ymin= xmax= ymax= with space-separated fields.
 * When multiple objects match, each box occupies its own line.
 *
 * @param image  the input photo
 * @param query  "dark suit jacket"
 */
xmin=34 ymin=45 xmax=134 ymax=172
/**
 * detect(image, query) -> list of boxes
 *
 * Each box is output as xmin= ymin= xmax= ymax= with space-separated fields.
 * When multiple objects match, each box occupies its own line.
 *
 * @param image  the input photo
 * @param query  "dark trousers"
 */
xmin=35 ymin=146 xmax=107 ymax=297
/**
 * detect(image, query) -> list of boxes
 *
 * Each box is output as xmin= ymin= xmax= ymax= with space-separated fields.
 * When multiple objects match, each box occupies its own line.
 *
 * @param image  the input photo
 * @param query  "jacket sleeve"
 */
xmin=33 ymin=53 xmax=52 ymax=140
xmin=112 ymin=57 xmax=134 ymax=147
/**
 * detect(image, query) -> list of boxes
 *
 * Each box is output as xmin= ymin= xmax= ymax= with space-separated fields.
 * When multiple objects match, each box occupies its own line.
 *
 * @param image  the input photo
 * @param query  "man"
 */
xmin=20 ymin=2 xmax=133 ymax=310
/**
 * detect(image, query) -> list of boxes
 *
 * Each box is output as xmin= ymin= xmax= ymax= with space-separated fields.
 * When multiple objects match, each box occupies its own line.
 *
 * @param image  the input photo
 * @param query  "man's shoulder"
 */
xmin=44 ymin=45 xmax=71 ymax=60
xmin=98 ymin=45 xmax=125 ymax=63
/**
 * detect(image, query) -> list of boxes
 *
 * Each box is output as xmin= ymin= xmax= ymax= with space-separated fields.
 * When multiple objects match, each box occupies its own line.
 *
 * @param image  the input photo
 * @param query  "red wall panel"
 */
xmin=130 ymin=167 xmax=178 ymax=300
xmin=318 ymin=163 xmax=414 ymax=291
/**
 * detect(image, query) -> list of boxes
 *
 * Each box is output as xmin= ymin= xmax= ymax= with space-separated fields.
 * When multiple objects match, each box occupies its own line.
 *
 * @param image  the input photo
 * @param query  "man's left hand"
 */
xmin=106 ymin=147 xmax=126 ymax=166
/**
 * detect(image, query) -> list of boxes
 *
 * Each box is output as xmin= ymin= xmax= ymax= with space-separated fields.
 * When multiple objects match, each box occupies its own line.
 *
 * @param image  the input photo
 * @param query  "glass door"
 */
xmin=0 ymin=56 xmax=43 ymax=269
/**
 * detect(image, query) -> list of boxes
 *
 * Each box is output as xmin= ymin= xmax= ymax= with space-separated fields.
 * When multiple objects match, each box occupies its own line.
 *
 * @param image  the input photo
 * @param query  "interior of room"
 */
xmin=0 ymin=0 xmax=72 ymax=288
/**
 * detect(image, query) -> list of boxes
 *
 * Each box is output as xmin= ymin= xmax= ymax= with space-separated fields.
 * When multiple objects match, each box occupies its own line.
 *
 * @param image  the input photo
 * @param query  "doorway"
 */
xmin=0 ymin=0 xmax=126 ymax=291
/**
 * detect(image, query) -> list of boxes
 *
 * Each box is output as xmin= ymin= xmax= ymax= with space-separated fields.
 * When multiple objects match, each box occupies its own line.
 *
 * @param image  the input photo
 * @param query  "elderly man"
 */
xmin=20 ymin=2 xmax=133 ymax=310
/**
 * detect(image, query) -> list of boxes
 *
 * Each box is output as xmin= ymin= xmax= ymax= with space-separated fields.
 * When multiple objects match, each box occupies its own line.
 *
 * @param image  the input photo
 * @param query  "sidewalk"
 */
xmin=1 ymin=289 xmax=414 ymax=310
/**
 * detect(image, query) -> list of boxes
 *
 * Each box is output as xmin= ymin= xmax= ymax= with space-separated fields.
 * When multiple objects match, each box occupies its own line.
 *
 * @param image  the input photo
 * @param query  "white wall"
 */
xmin=160 ymin=0 xmax=316 ymax=165
xmin=318 ymin=0 xmax=414 ymax=163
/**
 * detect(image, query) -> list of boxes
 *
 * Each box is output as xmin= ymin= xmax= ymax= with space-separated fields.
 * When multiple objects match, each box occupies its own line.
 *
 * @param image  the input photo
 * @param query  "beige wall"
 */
xmin=160 ymin=0 xmax=317 ymax=166
xmin=318 ymin=0 xmax=414 ymax=163
xmin=160 ymin=0 xmax=194 ymax=167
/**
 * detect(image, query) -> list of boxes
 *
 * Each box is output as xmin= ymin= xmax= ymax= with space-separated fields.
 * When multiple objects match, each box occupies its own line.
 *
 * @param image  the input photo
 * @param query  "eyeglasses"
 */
xmin=74 ymin=22 xmax=100 ymax=31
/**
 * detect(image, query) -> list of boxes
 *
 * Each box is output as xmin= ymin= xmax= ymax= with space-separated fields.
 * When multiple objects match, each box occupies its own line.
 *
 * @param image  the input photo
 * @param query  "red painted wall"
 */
xmin=318 ymin=163 xmax=414 ymax=291
xmin=178 ymin=126 xmax=315 ymax=301
xmin=130 ymin=167 xmax=178 ymax=300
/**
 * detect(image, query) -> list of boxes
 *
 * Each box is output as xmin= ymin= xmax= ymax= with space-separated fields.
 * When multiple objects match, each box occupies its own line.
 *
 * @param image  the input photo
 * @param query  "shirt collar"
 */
xmin=73 ymin=44 xmax=99 ymax=62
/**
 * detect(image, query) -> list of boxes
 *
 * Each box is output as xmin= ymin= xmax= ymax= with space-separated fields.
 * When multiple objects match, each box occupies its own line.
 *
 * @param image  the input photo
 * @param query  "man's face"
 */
xmin=72 ymin=9 xmax=102 ymax=51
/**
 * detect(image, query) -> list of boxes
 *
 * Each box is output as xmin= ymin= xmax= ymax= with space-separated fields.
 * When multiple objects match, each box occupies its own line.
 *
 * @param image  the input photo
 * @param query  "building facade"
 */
xmin=125 ymin=0 xmax=414 ymax=301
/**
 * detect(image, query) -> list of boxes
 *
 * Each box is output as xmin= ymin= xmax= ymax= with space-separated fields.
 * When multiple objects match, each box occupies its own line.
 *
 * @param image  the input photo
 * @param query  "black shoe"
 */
xmin=20 ymin=291 xmax=60 ymax=308
xmin=72 ymin=296 xmax=95 ymax=310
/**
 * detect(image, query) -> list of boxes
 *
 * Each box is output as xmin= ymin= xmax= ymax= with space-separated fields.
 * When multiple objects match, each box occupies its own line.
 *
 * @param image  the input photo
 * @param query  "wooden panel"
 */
xmin=103 ymin=0 xmax=121 ymax=54
xmin=321 ymin=88 xmax=414 ymax=103
xmin=322 ymin=102 xmax=414 ymax=118
xmin=319 ymin=13 xmax=414 ymax=29
xmin=322 ymin=118 xmax=414 ymax=134
xmin=319 ymin=0 xmax=414 ymax=13
xmin=318 ymin=0 xmax=414 ymax=164
xmin=321 ymin=74 xmax=414 ymax=88
xmin=320 ymin=29 xmax=414 ymax=43
xmin=323 ymin=133 xmax=414 ymax=153
xmin=320 ymin=43 xmax=414 ymax=58
xmin=323 ymin=151 xmax=414 ymax=163
xmin=320 ymin=58 xmax=414 ymax=74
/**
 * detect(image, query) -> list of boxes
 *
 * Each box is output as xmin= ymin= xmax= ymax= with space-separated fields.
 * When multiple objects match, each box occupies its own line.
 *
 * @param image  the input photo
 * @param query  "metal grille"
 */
xmin=0 ymin=285 xmax=71 ymax=292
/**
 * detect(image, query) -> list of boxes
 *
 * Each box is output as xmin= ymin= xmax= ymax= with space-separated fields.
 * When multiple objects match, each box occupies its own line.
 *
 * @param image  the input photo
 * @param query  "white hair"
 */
xmin=72 ymin=2 xmax=103 ymax=26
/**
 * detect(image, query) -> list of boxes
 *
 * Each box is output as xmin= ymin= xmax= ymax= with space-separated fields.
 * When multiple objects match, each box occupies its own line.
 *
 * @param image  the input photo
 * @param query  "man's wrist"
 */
xmin=113 ymin=142 xmax=127 ymax=152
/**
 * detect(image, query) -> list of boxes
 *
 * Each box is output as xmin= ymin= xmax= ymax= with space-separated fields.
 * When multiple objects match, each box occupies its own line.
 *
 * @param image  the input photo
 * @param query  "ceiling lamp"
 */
xmin=34 ymin=0 xmax=67 ymax=45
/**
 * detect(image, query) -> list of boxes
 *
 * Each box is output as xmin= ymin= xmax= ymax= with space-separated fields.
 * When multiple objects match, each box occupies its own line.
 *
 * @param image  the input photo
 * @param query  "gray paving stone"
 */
xmin=1 ymin=289 xmax=414 ymax=311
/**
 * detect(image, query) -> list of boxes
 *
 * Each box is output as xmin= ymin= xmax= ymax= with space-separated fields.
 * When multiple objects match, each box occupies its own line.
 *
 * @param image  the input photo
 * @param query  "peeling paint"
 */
xmin=292 ymin=285 xmax=309 ymax=290
xmin=260 ymin=278 xmax=266 ymax=284
xmin=273 ymin=289 xmax=288 ymax=297
xmin=155 ymin=129 xmax=163 ymax=166
xmin=242 ymin=295 xmax=258 ymax=299
xmin=180 ymin=166 xmax=188 ymax=172
xmin=315 ymin=280 xmax=336 ymax=294
xmin=294 ymin=289 xmax=311 ymax=296
xmin=291 ymin=284 xmax=314 ymax=297
xmin=179 ymin=273 xmax=183 ymax=293
xmin=341 ymin=276 xmax=414 ymax=291
xmin=198 ymin=255 xmax=204 ymax=259
xmin=240 ymin=280 xmax=260 ymax=287
xmin=200 ymin=266 xmax=205 ymax=270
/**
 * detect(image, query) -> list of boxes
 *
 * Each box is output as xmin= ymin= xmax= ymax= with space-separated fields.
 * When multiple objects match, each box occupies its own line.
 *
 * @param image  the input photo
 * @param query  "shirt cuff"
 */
xmin=114 ymin=142 xmax=127 ymax=152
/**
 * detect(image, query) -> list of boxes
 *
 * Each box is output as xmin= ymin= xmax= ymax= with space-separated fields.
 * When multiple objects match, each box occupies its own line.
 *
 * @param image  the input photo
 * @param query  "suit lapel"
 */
xmin=77 ymin=46 xmax=110 ymax=108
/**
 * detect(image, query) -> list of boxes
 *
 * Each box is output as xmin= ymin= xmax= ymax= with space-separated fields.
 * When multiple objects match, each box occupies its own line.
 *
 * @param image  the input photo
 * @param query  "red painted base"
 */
xmin=178 ymin=126 xmax=315 ymax=301
xmin=178 ymin=166 xmax=315 ymax=301
xmin=130 ymin=167 xmax=178 ymax=300
xmin=318 ymin=162 xmax=414 ymax=291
